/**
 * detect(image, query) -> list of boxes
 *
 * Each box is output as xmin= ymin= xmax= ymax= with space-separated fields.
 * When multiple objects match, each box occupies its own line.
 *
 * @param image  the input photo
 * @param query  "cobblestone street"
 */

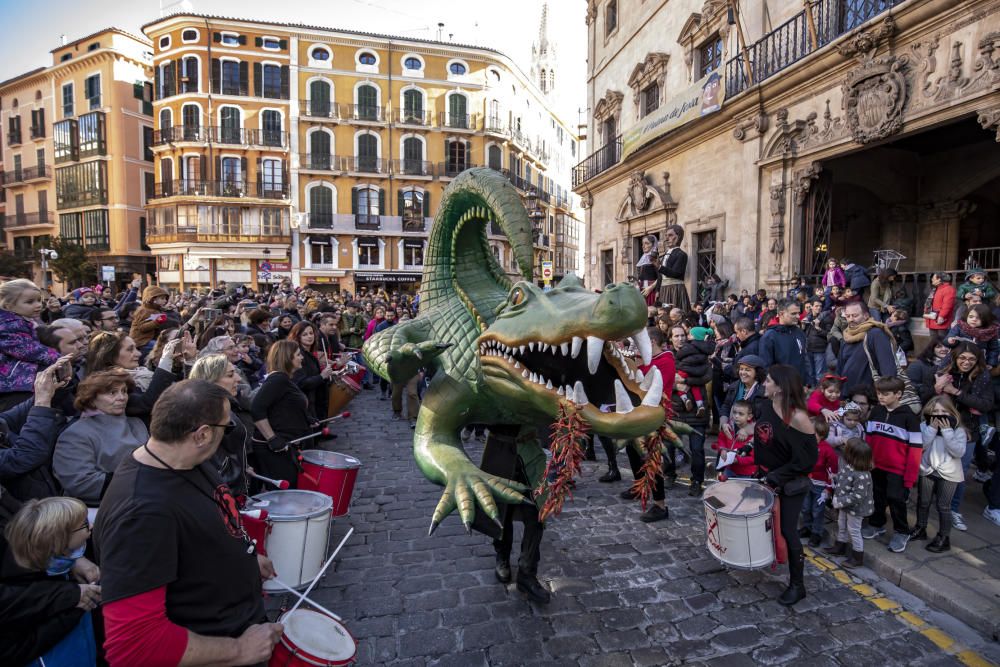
xmin=293 ymin=390 xmax=1000 ymax=666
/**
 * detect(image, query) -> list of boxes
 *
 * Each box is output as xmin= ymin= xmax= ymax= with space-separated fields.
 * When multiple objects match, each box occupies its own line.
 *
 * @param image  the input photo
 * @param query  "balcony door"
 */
xmin=182 ymin=105 xmax=200 ymax=140
xmin=261 ymin=110 xmax=282 ymax=147
xmin=448 ymin=94 xmax=468 ymax=128
xmin=220 ymin=107 xmax=241 ymax=144
xmin=357 ymin=134 xmax=378 ymax=173
xmin=309 ymin=185 xmax=333 ymax=229
xmin=402 ymin=137 xmax=423 ymax=175
xmin=310 ymin=80 xmax=331 ymax=116
xmin=309 ymin=131 xmax=331 ymax=169
xmin=356 ymin=84 xmax=378 ymax=121
xmin=403 ymin=89 xmax=423 ymax=123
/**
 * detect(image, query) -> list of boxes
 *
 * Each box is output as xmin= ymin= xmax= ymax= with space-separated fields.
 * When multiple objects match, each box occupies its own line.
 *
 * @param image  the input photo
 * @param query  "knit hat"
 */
xmin=737 ymin=354 xmax=766 ymax=370
xmin=966 ymin=268 xmax=986 ymax=280
xmin=690 ymin=326 xmax=712 ymax=341
xmin=71 ymin=287 xmax=94 ymax=300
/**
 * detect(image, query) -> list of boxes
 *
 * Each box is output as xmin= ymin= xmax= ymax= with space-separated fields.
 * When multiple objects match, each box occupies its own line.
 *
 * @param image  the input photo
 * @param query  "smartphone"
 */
xmin=56 ymin=363 xmax=72 ymax=383
xmin=201 ymin=308 xmax=223 ymax=321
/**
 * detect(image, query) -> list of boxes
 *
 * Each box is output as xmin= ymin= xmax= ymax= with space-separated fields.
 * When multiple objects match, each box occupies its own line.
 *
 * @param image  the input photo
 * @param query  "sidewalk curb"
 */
xmin=863 ymin=547 xmax=1000 ymax=642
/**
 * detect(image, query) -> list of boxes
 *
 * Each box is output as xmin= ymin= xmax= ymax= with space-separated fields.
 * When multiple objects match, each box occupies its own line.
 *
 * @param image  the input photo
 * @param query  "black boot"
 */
xmin=515 ymin=571 xmax=551 ymax=603
xmin=925 ymin=534 xmax=950 ymax=553
xmin=842 ymin=549 xmax=864 ymax=569
xmin=494 ymin=557 xmax=511 ymax=583
xmin=909 ymin=526 xmax=928 ymax=541
xmin=824 ymin=540 xmax=848 ymax=556
xmin=599 ymin=462 xmax=621 ymax=483
xmin=778 ymin=552 xmax=806 ymax=606
xmin=584 ymin=437 xmax=597 ymax=461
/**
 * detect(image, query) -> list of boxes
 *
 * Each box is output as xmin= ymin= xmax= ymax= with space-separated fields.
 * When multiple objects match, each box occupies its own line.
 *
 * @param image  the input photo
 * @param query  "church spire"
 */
xmin=530 ymin=2 xmax=556 ymax=96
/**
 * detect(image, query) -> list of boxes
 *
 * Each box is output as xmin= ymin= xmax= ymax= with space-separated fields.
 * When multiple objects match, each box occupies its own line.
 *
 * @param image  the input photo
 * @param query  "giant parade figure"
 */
xmin=363 ymin=168 xmax=682 ymax=601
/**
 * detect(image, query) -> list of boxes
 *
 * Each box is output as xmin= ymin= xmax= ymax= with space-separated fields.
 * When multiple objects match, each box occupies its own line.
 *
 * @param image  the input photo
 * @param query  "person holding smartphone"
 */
xmin=911 ymin=396 xmax=967 ymax=553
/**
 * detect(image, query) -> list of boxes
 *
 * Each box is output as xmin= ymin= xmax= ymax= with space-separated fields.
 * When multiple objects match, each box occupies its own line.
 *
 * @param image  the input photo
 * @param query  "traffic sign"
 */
xmin=260 ymin=261 xmax=272 ymax=272
xmin=541 ymin=261 xmax=553 ymax=281
xmin=101 ymin=265 xmax=115 ymax=282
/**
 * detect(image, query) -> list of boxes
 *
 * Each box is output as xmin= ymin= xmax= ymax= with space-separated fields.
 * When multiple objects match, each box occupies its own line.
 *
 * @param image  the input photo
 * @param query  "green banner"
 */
xmin=621 ymin=68 xmax=725 ymax=160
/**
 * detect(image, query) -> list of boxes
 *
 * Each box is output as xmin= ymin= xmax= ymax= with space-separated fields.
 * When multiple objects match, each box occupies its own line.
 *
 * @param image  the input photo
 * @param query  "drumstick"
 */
xmin=247 ymin=470 xmax=290 ymax=490
xmin=269 ymin=577 xmax=343 ymax=621
xmin=288 ymin=527 xmax=354 ymax=617
xmin=313 ymin=411 xmax=351 ymax=426
xmin=289 ymin=429 xmax=329 ymax=446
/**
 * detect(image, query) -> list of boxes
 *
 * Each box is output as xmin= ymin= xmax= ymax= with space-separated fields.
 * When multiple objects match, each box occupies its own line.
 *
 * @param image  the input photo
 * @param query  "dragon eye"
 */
xmin=510 ymin=287 xmax=527 ymax=306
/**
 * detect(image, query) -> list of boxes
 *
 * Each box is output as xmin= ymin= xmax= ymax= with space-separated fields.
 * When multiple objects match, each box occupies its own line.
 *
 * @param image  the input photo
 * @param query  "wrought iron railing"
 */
xmin=391 ymin=159 xmax=433 ymax=176
xmin=150 ymin=180 xmax=289 ymax=200
xmin=439 ymin=162 xmax=479 ymax=178
xmin=7 ymin=212 xmax=52 ymax=227
xmin=300 ymin=99 xmax=340 ymax=120
xmin=3 ymin=165 xmax=51 ymax=184
xmin=571 ymin=136 xmax=621 ymax=188
xmin=726 ymin=0 xmax=905 ymax=98
xmin=395 ymin=110 xmax=433 ymax=126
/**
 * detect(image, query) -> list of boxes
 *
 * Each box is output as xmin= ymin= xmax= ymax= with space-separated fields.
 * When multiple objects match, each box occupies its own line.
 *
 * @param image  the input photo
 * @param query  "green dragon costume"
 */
xmin=363 ymin=168 xmax=668 ymax=535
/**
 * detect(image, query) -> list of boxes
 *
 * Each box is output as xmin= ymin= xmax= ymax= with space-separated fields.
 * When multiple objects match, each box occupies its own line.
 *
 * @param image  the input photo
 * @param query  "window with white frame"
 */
xmin=357 ymin=239 xmax=380 ymax=266
xmin=260 ymin=158 xmax=283 ymax=195
xmin=310 ymin=236 xmax=336 ymax=265
xmin=61 ymin=83 xmax=73 ymax=118
xmin=221 ymin=33 xmax=239 ymax=46
xmin=403 ymin=239 xmax=424 ymax=267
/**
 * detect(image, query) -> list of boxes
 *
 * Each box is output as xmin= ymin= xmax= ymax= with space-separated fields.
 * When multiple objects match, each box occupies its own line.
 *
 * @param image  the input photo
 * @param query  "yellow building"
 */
xmin=142 ymin=13 xmax=583 ymax=293
xmin=0 ymin=28 xmax=155 ymax=291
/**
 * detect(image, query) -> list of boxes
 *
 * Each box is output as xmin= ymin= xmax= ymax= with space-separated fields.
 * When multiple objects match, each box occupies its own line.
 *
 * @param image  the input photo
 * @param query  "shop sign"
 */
xmin=354 ymin=272 xmax=420 ymax=284
xmin=621 ymin=67 xmax=725 ymax=161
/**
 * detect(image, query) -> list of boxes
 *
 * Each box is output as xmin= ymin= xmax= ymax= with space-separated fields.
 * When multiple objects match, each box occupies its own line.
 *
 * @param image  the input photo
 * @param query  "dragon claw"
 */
xmin=428 ymin=520 xmax=440 ymax=536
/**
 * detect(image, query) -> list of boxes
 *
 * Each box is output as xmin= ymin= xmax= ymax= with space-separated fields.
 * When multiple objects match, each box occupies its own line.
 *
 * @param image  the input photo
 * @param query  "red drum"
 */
xmin=297 ymin=451 xmax=362 ymax=517
xmin=269 ymin=608 xmax=357 ymax=666
xmin=327 ymin=377 xmax=361 ymax=417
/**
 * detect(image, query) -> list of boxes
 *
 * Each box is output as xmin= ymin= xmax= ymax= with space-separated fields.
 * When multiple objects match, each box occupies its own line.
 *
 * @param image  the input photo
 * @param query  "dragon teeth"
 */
xmin=573 ymin=381 xmax=589 ymax=406
xmin=614 ymin=380 xmax=633 ymax=414
xmin=571 ymin=336 xmax=583 ymax=358
xmin=635 ymin=369 xmax=645 ymax=385
xmin=557 ymin=386 xmax=564 ymax=396
xmin=546 ymin=379 xmax=553 ymax=390
xmin=640 ymin=371 xmax=655 ymax=391
xmin=540 ymin=343 xmax=548 ymax=353
xmin=641 ymin=367 xmax=664 ymax=407
xmin=529 ymin=342 xmax=535 ymax=352
xmin=513 ymin=361 xmax=520 ymax=369
xmin=519 ymin=345 xmax=526 ymax=355
xmin=522 ymin=369 xmax=529 ymax=378
xmin=560 ymin=342 xmax=569 ymax=356
xmin=586 ymin=336 xmax=604 ymax=375
xmin=530 ymin=372 xmax=538 ymax=383
xmin=634 ymin=328 xmax=653 ymax=365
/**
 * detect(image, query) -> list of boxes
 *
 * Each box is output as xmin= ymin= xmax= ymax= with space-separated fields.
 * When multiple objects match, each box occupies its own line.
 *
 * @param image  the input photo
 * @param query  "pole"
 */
xmin=803 ymin=0 xmax=819 ymax=51
xmin=729 ymin=0 xmax=754 ymax=86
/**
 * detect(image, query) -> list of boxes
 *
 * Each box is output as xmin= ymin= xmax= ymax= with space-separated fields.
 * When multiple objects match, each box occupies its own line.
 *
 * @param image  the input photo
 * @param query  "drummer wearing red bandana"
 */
xmin=94 ymin=380 xmax=283 ymax=667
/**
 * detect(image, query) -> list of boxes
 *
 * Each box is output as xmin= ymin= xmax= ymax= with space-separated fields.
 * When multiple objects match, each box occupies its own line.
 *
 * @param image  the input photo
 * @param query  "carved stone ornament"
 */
xmin=616 ymin=171 xmax=655 ymax=220
xmin=842 ymin=56 xmax=910 ymax=144
xmin=628 ymin=53 xmax=670 ymax=107
xmin=733 ymin=111 xmax=769 ymax=141
xmin=769 ymin=185 xmax=786 ymax=262
xmin=586 ymin=0 xmax=598 ymax=25
xmin=836 ymin=16 xmax=896 ymax=60
xmin=973 ymin=32 xmax=1000 ymax=87
xmin=662 ymin=172 xmax=678 ymax=226
xmin=793 ymin=162 xmax=823 ymax=206
xmin=978 ymin=106 xmax=1000 ymax=142
xmin=580 ymin=191 xmax=594 ymax=209
xmin=594 ymin=89 xmax=624 ymax=124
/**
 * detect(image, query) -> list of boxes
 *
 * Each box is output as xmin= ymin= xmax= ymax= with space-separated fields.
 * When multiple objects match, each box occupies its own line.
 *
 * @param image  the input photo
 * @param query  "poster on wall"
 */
xmin=621 ymin=68 xmax=725 ymax=161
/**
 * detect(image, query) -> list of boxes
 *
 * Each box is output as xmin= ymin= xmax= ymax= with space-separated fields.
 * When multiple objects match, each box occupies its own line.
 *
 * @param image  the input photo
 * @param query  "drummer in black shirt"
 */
xmin=94 ymin=380 xmax=282 ymax=666
xmin=753 ymin=364 xmax=818 ymax=606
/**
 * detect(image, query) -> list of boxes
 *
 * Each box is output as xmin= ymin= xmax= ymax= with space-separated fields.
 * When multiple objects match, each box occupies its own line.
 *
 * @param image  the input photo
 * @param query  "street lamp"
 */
xmin=38 ymin=248 xmax=58 ymax=293
xmin=524 ymin=189 xmax=544 ymax=243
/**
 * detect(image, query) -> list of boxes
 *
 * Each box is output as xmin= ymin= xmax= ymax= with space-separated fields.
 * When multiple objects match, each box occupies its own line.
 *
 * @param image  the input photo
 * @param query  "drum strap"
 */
xmin=142 ymin=445 xmax=257 ymax=555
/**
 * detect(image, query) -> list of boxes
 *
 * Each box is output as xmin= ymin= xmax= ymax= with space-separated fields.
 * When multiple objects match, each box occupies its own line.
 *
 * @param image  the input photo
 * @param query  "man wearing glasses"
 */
xmin=94 ymin=380 xmax=282 ymax=667
xmin=89 ymin=309 xmax=120 ymax=333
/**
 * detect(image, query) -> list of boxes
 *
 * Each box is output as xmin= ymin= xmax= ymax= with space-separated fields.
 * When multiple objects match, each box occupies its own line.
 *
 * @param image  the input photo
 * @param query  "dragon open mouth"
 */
xmin=477 ymin=328 xmax=663 ymax=414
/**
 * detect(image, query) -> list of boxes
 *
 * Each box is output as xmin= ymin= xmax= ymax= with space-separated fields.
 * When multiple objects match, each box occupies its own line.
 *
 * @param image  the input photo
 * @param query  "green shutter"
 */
xmin=397 ymin=189 xmax=405 ymax=217
xmin=238 ymin=35 xmax=247 ymax=46
xmin=278 ymin=39 xmax=288 ymax=50
xmin=378 ymin=189 xmax=385 ymax=215
xmin=351 ymin=187 xmax=358 ymax=215
xmin=239 ymin=62 xmax=249 ymax=96
xmin=255 ymin=37 xmax=263 ymax=47
xmin=423 ymin=191 xmax=430 ymax=218
xmin=253 ymin=63 xmax=262 ymax=97
xmin=211 ymin=59 xmax=221 ymax=94
xmin=280 ymin=66 xmax=289 ymax=100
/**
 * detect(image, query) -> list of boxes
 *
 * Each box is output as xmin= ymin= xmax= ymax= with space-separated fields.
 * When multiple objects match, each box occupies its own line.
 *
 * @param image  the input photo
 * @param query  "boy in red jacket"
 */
xmin=713 ymin=400 xmax=757 ymax=480
xmin=862 ymin=376 xmax=923 ymax=552
xmin=799 ymin=419 xmax=839 ymax=546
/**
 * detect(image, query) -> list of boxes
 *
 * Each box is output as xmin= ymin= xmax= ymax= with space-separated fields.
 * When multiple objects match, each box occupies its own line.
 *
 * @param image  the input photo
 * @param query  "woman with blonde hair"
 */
xmin=53 ymin=370 xmax=149 ymax=505
xmin=2 ymin=495 xmax=101 ymax=666
xmin=0 ymin=279 xmax=60 ymax=410
xmin=911 ymin=395 xmax=967 ymax=552
xmin=190 ymin=353 xmax=253 ymax=495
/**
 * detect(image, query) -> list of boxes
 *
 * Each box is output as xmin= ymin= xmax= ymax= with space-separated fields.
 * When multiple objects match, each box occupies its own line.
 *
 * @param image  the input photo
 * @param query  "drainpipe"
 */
xmin=204 ymin=18 xmax=217 ymax=289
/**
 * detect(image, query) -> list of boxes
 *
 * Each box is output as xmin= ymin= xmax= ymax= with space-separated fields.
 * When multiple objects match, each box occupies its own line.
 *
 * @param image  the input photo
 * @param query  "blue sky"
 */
xmin=0 ymin=0 xmax=586 ymax=120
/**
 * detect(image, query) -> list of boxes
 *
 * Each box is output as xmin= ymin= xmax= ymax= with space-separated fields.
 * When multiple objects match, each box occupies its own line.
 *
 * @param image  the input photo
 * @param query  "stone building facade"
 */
xmin=575 ymin=0 xmax=1000 ymax=303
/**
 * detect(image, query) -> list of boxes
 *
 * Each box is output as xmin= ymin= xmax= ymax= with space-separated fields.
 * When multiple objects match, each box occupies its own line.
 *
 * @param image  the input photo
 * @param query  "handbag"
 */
xmin=863 ymin=332 xmax=921 ymax=413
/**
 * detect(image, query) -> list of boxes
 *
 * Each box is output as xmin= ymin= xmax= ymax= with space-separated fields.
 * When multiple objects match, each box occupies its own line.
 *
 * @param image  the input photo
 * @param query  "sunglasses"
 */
xmin=197 ymin=422 xmax=236 ymax=435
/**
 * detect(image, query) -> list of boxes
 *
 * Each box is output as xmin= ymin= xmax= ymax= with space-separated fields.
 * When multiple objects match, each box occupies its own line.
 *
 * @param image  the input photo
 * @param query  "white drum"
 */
xmin=269 ymin=608 xmax=357 ymax=666
xmin=702 ymin=480 xmax=775 ymax=570
xmin=248 ymin=490 xmax=332 ymax=592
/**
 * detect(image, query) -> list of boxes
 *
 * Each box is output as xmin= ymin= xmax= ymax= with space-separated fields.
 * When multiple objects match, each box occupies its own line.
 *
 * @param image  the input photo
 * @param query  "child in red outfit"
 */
xmin=807 ymin=375 xmax=842 ymax=422
xmin=800 ymin=419 xmax=839 ymax=546
xmin=713 ymin=400 xmax=757 ymax=480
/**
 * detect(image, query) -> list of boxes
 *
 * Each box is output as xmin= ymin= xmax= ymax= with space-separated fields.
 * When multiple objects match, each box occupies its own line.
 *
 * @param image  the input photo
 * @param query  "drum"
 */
xmin=247 ymin=490 xmax=332 ymax=591
xmin=297 ymin=451 xmax=361 ymax=517
xmin=327 ymin=377 xmax=361 ymax=416
xmin=269 ymin=608 xmax=357 ymax=666
xmin=702 ymin=480 xmax=775 ymax=570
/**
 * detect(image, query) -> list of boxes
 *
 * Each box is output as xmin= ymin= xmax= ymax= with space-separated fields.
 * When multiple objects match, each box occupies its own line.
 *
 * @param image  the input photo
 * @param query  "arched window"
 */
xmin=449 ymin=62 xmax=467 ymax=75
xmin=181 ymin=56 xmax=199 ymax=93
xmin=353 ymin=186 xmax=383 ymax=227
xmin=181 ymin=104 xmax=200 ymax=140
xmin=219 ymin=106 xmax=241 ymax=144
xmin=399 ymin=189 xmax=427 ymax=229
xmin=404 ymin=57 xmax=422 ymax=70
xmin=356 ymin=84 xmax=378 ymax=120
xmin=160 ymin=157 xmax=173 ymax=195
xmin=260 ymin=109 xmax=282 ymax=147
xmin=311 ymin=47 xmax=330 ymax=61
xmin=402 ymin=137 xmax=424 ymax=175
xmin=309 ymin=131 xmax=331 ymax=169
xmin=357 ymin=133 xmax=379 ymax=172
xmin=159 ymin=108 xmax=172 ymax=131
xmin=447 ymin=94 xmax=468 ymax=129
xmin=445 ymin=139 xmax=469 ymax=176
xmin=358 ymin=52 xmax=377 ymax=65
xmin=402 ymin=89 xmax=423 ymax=123
xmin=309 ymin=80 xmax=332 ymax=117
xmin=487 ymin=145 xmax=502 ymax=171
xmin=309 ymin=185 xmax=334 ymax=228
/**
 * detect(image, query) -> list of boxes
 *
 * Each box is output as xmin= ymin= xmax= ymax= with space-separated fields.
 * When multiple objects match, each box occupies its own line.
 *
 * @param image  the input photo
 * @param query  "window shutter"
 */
xmin=280 ymin=66 xmax=289 ymax=100
xmin=254 ymin=37 xmax=263 ymax=47
xmin=423 ymin=191 xmax=430 ymax=217
xmin=256 ymin=157 xmax=262 ymax=191
xmin=154 ymin=66 xmax=160 ymax=101
xmin=199 ymin=155 xmax=207 ymax=182
xmin=38 ymin=108 xmax=44 ymax=132
xmin=30 ymin=109 xmax=37 ymax=129
xmin=351 ymin=187 xmax=358 ymax=215
xmin=239 ymin=62 xmax=249 ymax=96
xmin=214 ymin=155 xmax=221 ymax=182
xmin=213 ymin=32 xmax=222 ymax=43
xmin=378 ymin=188 xmax=385 ymax=215
xmin=397 ymin=189 xmax=405 ymax=217
xmin=187 ymin=57 xmax=198 ymax=90
xmin=281 ymin=159 xmax=287 ymax=190
xmin=238 ymin=35 xmax=247 ymax=46
xmin=211 ymin=59 xmax=221 ymax=94
xmin=240 ymin=157 xmax=248 ymax=184
xmin=133 ymin=81 xmax=143 ymax=99
xmin=253 ymin=63 xmax=262 ymax=97
xmin=278 ymin=39 xmax=287 ymax=50
xmin=175 ymin=59 xmax=184 ymax=95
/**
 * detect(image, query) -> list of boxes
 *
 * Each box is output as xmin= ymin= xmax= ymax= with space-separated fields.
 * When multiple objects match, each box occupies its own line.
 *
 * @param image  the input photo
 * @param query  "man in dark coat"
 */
xmin=759 ymin=300 xmax=813 ymax=384
xmin=836 ymin=301 xmax=897 ymax=397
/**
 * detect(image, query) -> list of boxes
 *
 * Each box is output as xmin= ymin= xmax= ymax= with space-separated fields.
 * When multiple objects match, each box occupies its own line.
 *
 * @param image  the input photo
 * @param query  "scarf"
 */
xmin=636 ymin=252 xmax=656 ymax=268
xmin=842 ymin=319 xmax=895 ymax=345
xmin=957 ymin=321 xmax=1000 ymax=343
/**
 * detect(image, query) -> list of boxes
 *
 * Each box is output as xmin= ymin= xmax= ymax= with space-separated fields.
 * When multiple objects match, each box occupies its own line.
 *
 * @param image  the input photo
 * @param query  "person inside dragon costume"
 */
xmin=363 ymin=168 xmax=676 ymax=601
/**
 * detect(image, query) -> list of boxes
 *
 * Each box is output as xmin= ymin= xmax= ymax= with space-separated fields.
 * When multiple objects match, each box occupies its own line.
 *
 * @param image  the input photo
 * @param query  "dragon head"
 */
xmin=478 ymin=273 xmax=665 ymax=439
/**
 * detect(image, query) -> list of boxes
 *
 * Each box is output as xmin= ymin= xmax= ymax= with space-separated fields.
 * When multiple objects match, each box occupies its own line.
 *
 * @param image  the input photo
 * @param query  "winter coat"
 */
xmin=924 ymin=283 xmax=956 ymax=332
xmin=729 ymin=332 xmax=762 ymax=380
xmin=822 ymin=267 xmax=846 ymax=289
xmin=956 ymin=280 xmax=998 ymax=302
xmin=0 ymin=310 xmax=60 ymax=395
xmin=53 ymin=413 xmax=149 ymax=505
xmin=720 ymin=381 xmax=766 ymax=424
xmin=803 ymin=312 xmax=833 ymax=353
xmin=0 ymin=400 xmax=64 ymax=501
xmin=843 ymin=264 xmax=871 ymax=291
xmin=943 ymin=368 xmax=994 ymax=437
xmin=759 ymin=324 xmax=813 ymax=383
xmin=867 ymin=278 xmax=894 ymax=312
xmin=809 ymin=439 xmax=839 ymax=486
xmin=919 ymin=422 xmax=966 ymax=483
xmin=944 ymin=322 xmax=1000 ymax=367
xmin=128 ymin=286 xmax=174 ymax=347
xmin=888 ymin=319 xmax=914 ymax=355
xmin=836 ymin=325 xmax=896 ymax=397
xmin=61 ymin=303 xmax=99 ymax=321
xmin=832 ymin=462 xmax=874 ymax=517
xmin=674 ymin=339 xmax=714 ymax=379
xmin=907 ymin=358 xmax=945 ymax=404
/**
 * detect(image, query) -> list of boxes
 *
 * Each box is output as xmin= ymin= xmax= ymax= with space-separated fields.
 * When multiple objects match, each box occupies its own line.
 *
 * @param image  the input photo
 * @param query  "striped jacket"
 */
xmin=865 ymin=405 xmax=923 ymax=488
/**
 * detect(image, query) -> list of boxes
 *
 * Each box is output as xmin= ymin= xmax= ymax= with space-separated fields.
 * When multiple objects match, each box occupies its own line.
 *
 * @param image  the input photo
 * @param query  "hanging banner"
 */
xmin=621 ymin=68 xmax=725 ymax=161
